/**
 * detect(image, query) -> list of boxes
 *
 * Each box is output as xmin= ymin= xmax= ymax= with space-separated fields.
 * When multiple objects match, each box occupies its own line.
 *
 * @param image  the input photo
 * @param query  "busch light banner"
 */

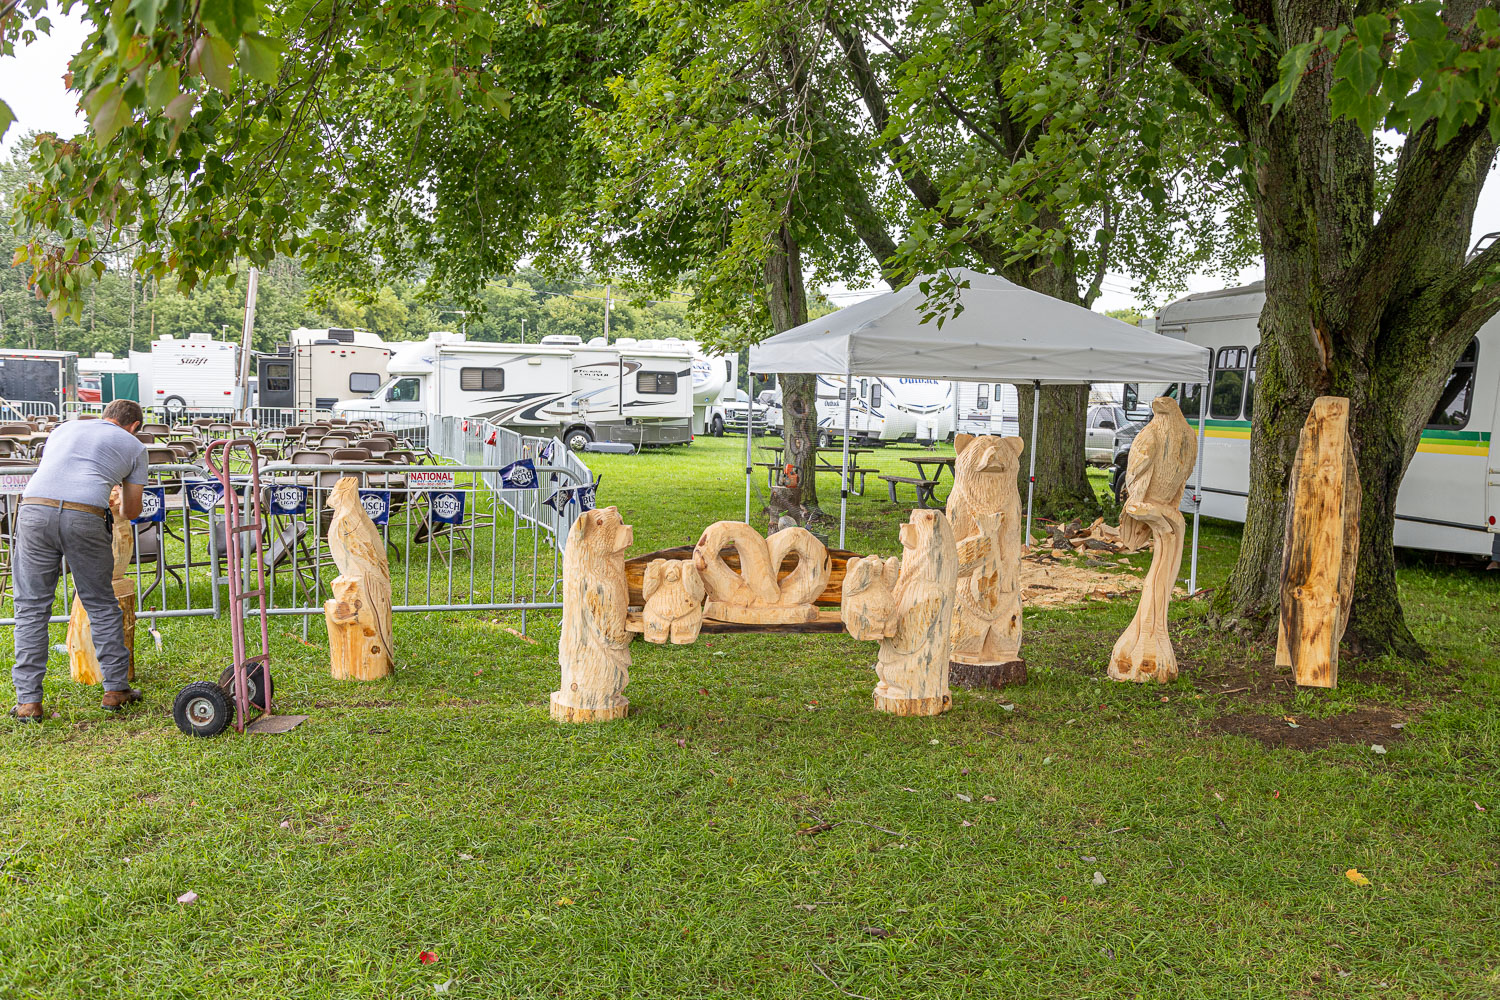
xmin=358 ymin=489 xmax=391 ymax=525
xmin=498 ymin=458 xmax=539 ymax=490
xmin=539 ymin=441 xmax=556 ymax=463
xmin=132 ymin=487 xmax=166 ymax=524
xmin=544 ymin=478 xmax=598 ymax=514
xmin=429 ymin=490 xmax=465 ymax=526
xmin=269 ymin=484 xmax=309 ymax=516
xmin=186 ymin=480 xmax=225 ymax=512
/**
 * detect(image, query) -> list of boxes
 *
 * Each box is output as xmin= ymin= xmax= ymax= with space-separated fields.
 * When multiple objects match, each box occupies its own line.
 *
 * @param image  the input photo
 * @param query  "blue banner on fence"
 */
xmin=186 ymin=480 xmax=225 ymax=512
xmin=544 ymin=478 xmax=598 ymax=514
xmin=132 ymin=487 xmax=166 ymax=524
xmin=428 ymin=490 xmax=465 ymax=525
xmin=269 ymin=484 xmax=309 ymax=516
xmin=359 ymin=489 xmax=391 ymax=525
xmin=539 ymin=441 xmax=556 ymax=463
xmin=498 ymin=458 xmax=539 ymax=489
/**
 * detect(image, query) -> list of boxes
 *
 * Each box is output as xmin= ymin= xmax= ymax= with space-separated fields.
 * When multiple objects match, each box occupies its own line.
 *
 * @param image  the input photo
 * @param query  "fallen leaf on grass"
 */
xmin=1000 ymin=703 xmax=1015 ymax=712
xmin=500 ymin=626 xmax=537 ymax=645
xmin=929 ymin=739 xmax=940 ymax=745
xmin=1092 ymin=872 xmax=1107 ymax=886
xmin=555 ymin=898 xmax=574 ymax=906
xmin=1371 ymin=744 xmax=1387 ymax=755
xmin=1345 ymin=869 xmax=1371 ymax=886
xmin=434 ymin=981 xmax=452 ymax=995
xmin=1042 ymin=756 xmax=1054 ymax=765
xmin=176 ymin=891 xmax=198 ymax=905
xmin=982 ymin=795 xmax=996 ymax=803
xmin=862 ymin=926 xmax=891 ymax=939
xmin=418 ymin=950 xmax=438 ymax=964
xmin=955 ymin=794 xmax=972 ymax=802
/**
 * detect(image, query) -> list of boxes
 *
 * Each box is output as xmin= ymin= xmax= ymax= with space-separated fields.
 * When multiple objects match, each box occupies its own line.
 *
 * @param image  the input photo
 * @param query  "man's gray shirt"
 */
xmin=22 ymin=420 xmax=149 ymax=508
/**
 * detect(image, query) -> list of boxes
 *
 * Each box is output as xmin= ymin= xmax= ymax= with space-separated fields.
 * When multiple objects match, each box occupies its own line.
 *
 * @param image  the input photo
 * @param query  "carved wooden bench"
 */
xmin=877 ymin=474 xmax=941 ymax=508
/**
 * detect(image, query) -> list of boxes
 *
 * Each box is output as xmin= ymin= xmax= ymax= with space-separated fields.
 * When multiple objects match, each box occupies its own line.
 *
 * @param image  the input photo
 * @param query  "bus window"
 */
xmin=1242 ymin=348 xmax=1257 ymax=420
xmin=1426 ymin=339 xmax=1478 ymax=428
xmin=976 ymin=383 xmax=990 ymax=410
xmin=1176 ymin=382 xmax=1204 ymax=419
xmin=1210 ymin=346 xmax=1248 ymax=419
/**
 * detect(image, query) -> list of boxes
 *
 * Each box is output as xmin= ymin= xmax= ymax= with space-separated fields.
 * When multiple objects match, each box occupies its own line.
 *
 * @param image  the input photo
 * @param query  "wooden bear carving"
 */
xmin=692 ymin=521 xmax=830 ymax=624
xmin=641 ymin=558 xmax=706 ymax=645
xmin=946 ymin=433 xmax=1027 ymax=687
xmin=553 ymin=506 xmax=634 ymax=722
xmin=870 ymin=509 xmax=959 ymax=716
xmin=1110 ymin=396 xmax=1197 ymax=683
xmin=841 ymin=554 xmax=900 ymax=641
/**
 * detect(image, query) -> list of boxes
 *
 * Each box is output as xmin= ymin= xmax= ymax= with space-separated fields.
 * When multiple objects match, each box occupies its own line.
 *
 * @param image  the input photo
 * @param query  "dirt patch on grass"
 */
xmin=1209 ymin=707 xmax=1410 ymax=751
xmin=1022 ymin=553 xmax=1156 ymax=608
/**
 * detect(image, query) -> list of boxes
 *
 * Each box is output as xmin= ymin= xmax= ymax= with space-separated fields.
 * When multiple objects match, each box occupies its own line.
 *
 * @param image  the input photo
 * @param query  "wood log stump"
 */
xmin=67 ymin=500 xmax=137 ymax=685
xmin=868 ymin=509 xmax=959 ymax=716
xmin=553 ymin=506 xmax=634 ymax=722
xmin=1276 ymin=396 xmax=1360 ymax=688
xmin=324 ymin=477 xmax=394 ymax=680
xmin=946 ymin=434 xmax=1028 ymax=688
xmin=692 ymin=521 xmax=830 ymax=625
xmin=1109 ymin=397 xmax=1197 ymax=684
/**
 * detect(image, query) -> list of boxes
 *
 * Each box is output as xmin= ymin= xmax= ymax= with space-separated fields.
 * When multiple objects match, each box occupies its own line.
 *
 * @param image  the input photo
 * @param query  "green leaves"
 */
xmin=147 ymin=65 xmax=179 ymax=112
xmin=0 ymin=99 xmax=13 ymax=142
xmin=85 ymin=83 xmax=130 ymax=147
xmin=193 ymin=34 xmax=236 ymax=91
xmin=239 ymin=32 xmax=282 ymax=85
xmin=200 ymin=0 xmax=259 ymax=41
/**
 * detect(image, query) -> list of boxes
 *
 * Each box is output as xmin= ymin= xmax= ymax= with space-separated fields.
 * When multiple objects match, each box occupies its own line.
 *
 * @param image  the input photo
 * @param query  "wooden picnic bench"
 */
xmin=877 ymin=474 xmax=941 ymax=508
xmin=754 ymin=459 xmax=876 ymax=495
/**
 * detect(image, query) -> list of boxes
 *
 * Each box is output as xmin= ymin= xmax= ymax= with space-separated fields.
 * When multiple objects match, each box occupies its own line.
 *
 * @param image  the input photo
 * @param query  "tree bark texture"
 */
xmin=765 ymin=224 xmax=820 ymax=513
xmin=1016 ymin=383 xmax=1095 ymax=519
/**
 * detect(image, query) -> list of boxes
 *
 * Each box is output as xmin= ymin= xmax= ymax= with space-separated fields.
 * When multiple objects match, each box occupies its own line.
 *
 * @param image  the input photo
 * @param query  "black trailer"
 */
xmin=0 ymin=349 xmax=78 ymax=413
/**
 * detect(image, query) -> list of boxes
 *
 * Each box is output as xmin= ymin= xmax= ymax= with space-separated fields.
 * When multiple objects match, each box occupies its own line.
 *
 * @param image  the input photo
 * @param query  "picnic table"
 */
xmin=754 ymin=445 xmax=876 ymax=495
xmin=878 ymin=455 xmax=955 ymax=509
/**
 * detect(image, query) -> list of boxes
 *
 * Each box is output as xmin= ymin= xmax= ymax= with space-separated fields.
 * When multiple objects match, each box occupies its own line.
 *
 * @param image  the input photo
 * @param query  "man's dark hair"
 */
xmin=102 ymin=399 xmax=145 ymax=428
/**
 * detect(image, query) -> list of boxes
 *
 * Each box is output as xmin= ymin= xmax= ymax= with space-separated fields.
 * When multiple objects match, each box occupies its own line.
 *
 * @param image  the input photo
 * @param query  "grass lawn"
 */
xmin=2 ymin=436 xmax=1497 ymax=998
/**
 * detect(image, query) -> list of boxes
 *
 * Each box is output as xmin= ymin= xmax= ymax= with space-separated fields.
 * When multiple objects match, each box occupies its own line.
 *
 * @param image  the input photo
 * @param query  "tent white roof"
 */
xmin=749 ymin=268 xmax=1211 ymax=384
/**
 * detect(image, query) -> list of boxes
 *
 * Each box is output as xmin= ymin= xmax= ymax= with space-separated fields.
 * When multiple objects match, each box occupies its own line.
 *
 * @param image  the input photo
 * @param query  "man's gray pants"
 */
xmin=11 ymin=504 xmax=130 ymax=702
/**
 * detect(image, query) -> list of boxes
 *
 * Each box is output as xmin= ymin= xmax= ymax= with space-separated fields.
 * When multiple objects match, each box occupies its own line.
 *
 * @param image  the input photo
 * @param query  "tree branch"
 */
xmin=1132 ymin=11 xmax=1252 ymax=140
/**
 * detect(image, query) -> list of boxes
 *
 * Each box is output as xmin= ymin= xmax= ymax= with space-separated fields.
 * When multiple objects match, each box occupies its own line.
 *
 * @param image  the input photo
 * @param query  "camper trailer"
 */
xmin=0 ymin=349 xmax=77 ymax=412
xmin=332 ymin=333 xmax=695 ymax=448
xmin=683 ymin=342 xmax=738 ymax=435
xmin=147 ymin=333 xmax=239 ymax=412
xmin=1120 ymin=281 xmax=1500 ymax=558
xmin=257 ymin=328 xmax=392 ymax=413
xmin=812 ymin=376 xmax=957 ymax=445
xmin=955 ymin=381 xmax=1020 ymax=438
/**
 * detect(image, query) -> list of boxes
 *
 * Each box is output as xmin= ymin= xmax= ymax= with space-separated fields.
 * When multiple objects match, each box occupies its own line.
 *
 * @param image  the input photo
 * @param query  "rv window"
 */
xmin=263 ymin=361 xmax=292 ymax=393
xmin=994 ymin=384 xmax=1004 ymax=402
xmin=636 ymin=371 xmax=678 ymax=395
xmin=1210 ymin=346 xmax=1247 ymax=420
xmin=387 ymin=377 xmax=421 ymax=403
xmin=871 ymin=382 xmax=882 ymax=408
xmin=459 ymin=367 xmax=504 ymax=391
xmin=349 ymin=372 xmax=381 ymax=394
xmin=1426 ymin=338 xmax=1478 ymax=429
xmin=977 ymin=384 xmax=990 ymax=410
xmin=859 ymin=379 xmax=868 ymax=399
xmin=1242 ymin=349 xmax=1258 ymax=420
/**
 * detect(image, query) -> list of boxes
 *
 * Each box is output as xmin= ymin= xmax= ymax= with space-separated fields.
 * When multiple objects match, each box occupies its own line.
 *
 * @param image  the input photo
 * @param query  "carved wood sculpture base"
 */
xmin=325 ymin=478 xmax=396 ymax=681
xmin=1108 ymin=508 xmax=1184 ymax=683
xmin=550 ymin=691 xmax=629 ymax=722
xmin=325 ymin=576 xmax=394 ymax=681
xmin=873 ymin=686 xmax=952 ymax=717
xmin=947 ymin=659 xmax=1027 ymax=689
xmin=702 ymin=600 xmax=820 ymax=625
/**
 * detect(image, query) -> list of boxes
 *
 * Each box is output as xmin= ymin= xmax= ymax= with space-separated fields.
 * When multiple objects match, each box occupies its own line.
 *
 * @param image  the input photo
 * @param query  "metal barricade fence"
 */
xmin=3 ymin=400 xmax=58 ymax=420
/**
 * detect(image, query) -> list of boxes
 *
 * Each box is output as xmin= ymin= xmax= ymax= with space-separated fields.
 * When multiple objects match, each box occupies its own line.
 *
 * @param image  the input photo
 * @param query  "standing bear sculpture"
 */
xmin=553 ymin=506 xmax=635 ymax=722
xmin=842 ymin=509 xmax=959 ymax=717
xmin=641 ymin=558 xmax=706 ymax=644
xmin=946 ymin=433 xmax=1028 ymax=687
xmin=1109 ymin=396 xmax=1197 ymax=683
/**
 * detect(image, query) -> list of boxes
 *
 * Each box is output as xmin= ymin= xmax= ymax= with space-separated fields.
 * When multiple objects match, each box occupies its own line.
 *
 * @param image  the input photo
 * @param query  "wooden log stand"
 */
xmin=68 ymin=495 xmax=137 ymax=685
xmin=1276 ymin=396 xmax=1360 ymax=688
xmin=553 ymin=506 xmax=634 ymax=722
xmin=324 ymin=477 xmax=395 ymax=681
xmin=946 ymin=433 xmax=1027 ymax=688
xmin=1109 ymin=396 xmax=1197 ymax=684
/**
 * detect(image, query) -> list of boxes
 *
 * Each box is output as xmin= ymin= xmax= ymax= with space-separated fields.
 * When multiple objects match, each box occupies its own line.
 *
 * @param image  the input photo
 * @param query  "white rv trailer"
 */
xmin=146 ymin=333 xmax=239 ymax=412
xmin=332 ymin=333 xmax=694 ymax=448
xmin=1127 ymin=281 xmax=1500 ymax=557
xmin=813 ymin=376 xmax=957 ymax=444
xmin=257 ymin=328 xmax=392 ymax=413
xmin=680 ymin=341 xmax=739 ymax=435
xmin=955 ymin=381 xmax=1020 ymax=437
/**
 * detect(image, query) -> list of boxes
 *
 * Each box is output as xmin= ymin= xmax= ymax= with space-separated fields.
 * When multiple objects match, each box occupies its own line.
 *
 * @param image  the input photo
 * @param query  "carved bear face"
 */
xmin=954 ymin=432 xmax=1025 ymax=479
xmin=899 ymin=508 xmax=940 ymax=553
xmin=573 ymin=505 xmax=634 ymax=554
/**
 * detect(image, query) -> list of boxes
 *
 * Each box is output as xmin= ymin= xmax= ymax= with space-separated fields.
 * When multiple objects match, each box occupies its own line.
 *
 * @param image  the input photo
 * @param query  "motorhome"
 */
xmin=332 ymin=333 xmax=695 ymax=448
xmin=147 ymin=333 xmax=239 ymax=413
xmin=257 ymin=328 xmax=392 ymax=413
xmin=955 ymin=381 xmax=1020 ymax=438
xmin=1122 ymin=281 xmax=1500 ymax=558
xmin=0 ymin=348 xmax=77 ymax=412
xmin=681 ymin=341 xmax=738 ymax=436
xmin=813 ymin=376 xmax=956 ymax=445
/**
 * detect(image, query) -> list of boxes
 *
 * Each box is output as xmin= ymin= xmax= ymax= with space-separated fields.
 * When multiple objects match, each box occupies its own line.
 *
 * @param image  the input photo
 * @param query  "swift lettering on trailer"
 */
xmin=178 ymin=357 xmax=209 ymax=366
xmin=407 ymin=470 xmax=456 ymax=489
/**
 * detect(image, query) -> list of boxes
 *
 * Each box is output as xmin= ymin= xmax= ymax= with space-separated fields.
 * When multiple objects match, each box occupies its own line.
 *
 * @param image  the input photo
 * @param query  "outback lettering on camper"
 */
xmin=179 ymin=356 xmax=209 ymax=366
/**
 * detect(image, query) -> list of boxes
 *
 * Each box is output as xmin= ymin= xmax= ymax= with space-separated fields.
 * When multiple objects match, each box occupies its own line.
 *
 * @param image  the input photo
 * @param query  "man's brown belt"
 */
xmin=19 ymin=497 xmax=108 ymax=519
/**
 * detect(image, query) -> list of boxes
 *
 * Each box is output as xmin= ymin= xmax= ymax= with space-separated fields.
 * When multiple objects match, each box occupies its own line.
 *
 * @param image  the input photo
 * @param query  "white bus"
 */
xmin=1123 ymin=282 xmax=1500 ymax=558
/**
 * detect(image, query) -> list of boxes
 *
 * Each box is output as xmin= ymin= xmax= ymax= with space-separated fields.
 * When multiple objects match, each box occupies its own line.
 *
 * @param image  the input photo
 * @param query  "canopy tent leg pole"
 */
xmin=839 ymin=361 xmax=851 ymax=550
xmin=1023 ymin=380 xmax=1040 ymax=550
xmin=744 ymin=362 xmax=754 ymax=524
xmin=1189 ymin=386 xmax=1207 ymax=595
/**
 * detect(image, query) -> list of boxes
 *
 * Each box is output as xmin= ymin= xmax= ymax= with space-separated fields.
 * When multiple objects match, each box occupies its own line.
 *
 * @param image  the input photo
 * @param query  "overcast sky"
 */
xmin=4 ymin=11 xmax=1497 ymax=316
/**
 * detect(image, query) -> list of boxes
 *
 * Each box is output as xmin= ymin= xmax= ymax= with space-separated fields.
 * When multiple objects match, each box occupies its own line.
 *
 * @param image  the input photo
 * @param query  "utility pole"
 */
xmin=237 ymin=266 xmax=260 ymax=419
xmin=521 ymin=318 xmax=526 ymax=343
xmin=603 ymin=284 xmax=611 ymax=343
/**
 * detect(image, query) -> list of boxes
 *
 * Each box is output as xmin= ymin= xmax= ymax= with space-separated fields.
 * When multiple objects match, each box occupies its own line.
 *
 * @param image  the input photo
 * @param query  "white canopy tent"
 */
xmin=743 ymin=268 xmax=1215 ymax=589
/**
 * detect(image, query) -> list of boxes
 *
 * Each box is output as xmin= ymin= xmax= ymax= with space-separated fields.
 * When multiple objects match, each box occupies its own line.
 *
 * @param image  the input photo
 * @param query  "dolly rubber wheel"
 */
xmin=217 ymin=663 xmax=271 ymax=712
xmin=174 ymin=682 xmax=232 ymax=737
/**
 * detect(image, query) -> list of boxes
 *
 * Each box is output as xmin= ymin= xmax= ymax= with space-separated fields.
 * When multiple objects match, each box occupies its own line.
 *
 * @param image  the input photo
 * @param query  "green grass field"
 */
xmin=2 ymin=436 xmax=1496 ymax=998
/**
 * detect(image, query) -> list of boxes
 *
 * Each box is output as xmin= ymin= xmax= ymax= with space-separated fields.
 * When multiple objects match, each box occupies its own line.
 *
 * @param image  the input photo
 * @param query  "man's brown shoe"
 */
xmin=8 ymin=703 xmax=43 ymax=724
xmin=101 ymin=689 xmax=143 ymax=712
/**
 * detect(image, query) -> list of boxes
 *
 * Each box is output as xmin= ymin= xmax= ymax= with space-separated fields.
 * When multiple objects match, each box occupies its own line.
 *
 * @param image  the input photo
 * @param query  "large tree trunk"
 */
xmin=765 ymin=225 xmax=819 ymax=513
xmin=1015 ymin=384 xmax=1095 ymax=519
